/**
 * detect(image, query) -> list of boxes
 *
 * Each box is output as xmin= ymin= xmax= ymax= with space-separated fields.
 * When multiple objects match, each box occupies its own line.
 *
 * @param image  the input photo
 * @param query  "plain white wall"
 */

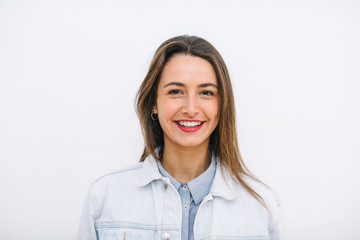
xmin=0 ymin=0 xmax=359 ymax=239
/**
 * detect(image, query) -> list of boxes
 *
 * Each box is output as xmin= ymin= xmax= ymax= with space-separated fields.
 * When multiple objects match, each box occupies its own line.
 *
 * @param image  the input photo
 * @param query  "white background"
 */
xmin=1 ymin=0 xmax=359 ymax=239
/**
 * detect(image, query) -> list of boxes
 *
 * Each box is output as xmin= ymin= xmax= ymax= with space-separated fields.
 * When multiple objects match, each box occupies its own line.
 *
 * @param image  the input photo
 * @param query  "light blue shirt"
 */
xmin=156 ymin=153 xmax=216 ymax=240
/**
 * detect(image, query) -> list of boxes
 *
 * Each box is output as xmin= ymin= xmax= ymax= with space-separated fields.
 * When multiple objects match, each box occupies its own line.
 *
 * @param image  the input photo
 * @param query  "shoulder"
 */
xmin=212 ymin=166 xmax=282 ymax=232
xmin=245 ymin=177 xmax=283 ymax=234
xmin=84 ymin=159 xmax=162 ymax=220
xmin=93 ymin=162 xmax=144 ymax=185
xmin=87 ymin=162 xmax=145 ymax=207
xmin=214 ymin=163 xmax=281 ymax=210
xmin=221 ymin=170 xmax=282 ymax=221
xmin=86 ymin=155 xmax=162 ymax=212
xmin=243 ymin=176 xmax=282 ymax=228
xmin=244 ymin=176 xmax=281 ymax=208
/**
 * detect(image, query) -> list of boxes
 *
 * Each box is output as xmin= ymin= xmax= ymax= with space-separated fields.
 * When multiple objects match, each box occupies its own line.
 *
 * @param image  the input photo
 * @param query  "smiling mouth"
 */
xmin=175 ymin=121 xmax=205 ymax=127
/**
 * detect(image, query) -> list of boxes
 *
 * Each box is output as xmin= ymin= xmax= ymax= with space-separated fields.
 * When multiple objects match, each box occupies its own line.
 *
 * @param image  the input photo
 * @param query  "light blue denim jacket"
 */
xmin=77 ymin=154 xmax=283 ymax=240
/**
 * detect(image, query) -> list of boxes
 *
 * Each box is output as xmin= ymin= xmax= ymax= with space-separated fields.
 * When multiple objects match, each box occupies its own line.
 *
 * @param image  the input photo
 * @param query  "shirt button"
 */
xmin=184 ymin=205 xmax=188 ymax=209
xmin=161 ymin=232 xmax=170 ymax=240
xmin=162 ymin=183 xmax=168 ymax=191
xmin=183 ymin=185 xmax=187 ymax=190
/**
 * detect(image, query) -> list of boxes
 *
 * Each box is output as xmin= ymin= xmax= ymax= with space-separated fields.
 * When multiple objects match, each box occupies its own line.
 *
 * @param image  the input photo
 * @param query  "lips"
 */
xmin=174 ymin=120 xmax=205 ymax=133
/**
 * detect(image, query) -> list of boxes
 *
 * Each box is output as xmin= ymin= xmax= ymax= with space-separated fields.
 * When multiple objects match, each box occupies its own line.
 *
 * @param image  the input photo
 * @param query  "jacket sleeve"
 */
xmin=77 ymin=187 xmax=98 ymax=240
xmin=269 ymin=196 xmax=284 ymax=240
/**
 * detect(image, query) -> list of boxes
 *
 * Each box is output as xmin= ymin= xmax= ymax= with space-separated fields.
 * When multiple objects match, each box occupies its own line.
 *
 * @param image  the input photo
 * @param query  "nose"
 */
xmin=183 ymin=95 xmax=199 ymax=116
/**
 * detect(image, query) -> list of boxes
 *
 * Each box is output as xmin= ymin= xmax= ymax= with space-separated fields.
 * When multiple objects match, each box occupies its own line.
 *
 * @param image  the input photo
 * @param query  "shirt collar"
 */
xmin=156 ymin=150 xmax=217 ymax=206
xmin=187 ymin=153 xmax=216 ymax=205
xmin=137 ymin=148 xmax=243 ymax=201
xmin=156 ymin=160 xmax=182 ymax=191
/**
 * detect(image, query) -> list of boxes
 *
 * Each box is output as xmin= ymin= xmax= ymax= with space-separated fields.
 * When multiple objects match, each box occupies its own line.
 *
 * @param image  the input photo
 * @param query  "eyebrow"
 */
xmin=163 ymin=82 xmax=218 ymax=88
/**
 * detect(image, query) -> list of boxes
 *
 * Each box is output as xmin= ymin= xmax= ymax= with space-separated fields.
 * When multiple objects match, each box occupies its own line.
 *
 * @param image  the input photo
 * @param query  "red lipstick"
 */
xmin=175 ymin=120 xmax=205 ymax=133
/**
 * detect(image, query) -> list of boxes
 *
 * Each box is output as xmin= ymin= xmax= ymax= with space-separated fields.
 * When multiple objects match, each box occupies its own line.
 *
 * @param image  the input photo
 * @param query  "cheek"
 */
xmin=204 ymin=100 xmax=220 ymax=121
xmin=157 ymin=99 xmax=179 ymax=122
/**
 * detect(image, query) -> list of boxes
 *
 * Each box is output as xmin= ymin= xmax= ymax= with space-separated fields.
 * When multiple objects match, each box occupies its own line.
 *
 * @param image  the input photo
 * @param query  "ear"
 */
xmin=152 ymin=105 xmax=158 ymax=114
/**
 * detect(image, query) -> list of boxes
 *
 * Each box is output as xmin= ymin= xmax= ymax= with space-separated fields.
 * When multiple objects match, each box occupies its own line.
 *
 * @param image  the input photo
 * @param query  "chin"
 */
xmin=178 ymin=142 xmax=202 ymax=148
xmin=174 ymin=138 xmax=209 ymax=148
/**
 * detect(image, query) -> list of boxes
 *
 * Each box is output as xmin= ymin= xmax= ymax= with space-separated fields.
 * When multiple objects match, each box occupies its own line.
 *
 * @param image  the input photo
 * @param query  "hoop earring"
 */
xmin=151 ymin=112 xmax=158 ymax=120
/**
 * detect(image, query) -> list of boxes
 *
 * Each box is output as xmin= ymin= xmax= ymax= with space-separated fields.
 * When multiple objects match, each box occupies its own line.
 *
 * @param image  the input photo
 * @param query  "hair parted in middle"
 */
xmin=136 ymin=35 xmax=266 ymax=207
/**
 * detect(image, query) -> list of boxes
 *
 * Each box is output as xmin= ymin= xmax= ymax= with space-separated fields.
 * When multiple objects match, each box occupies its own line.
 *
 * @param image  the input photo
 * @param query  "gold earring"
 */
xmin=151 ymin=112 xmax=158 ymax=120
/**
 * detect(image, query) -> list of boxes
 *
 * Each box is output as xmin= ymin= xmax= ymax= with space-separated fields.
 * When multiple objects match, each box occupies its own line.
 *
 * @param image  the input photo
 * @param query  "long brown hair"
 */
xmin=136 ymin=35 xmax=266 ymax=206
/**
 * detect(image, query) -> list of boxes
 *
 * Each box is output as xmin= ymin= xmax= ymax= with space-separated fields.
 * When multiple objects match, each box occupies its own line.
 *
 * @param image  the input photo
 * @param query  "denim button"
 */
xmin=161 ymin=232 xmax=170 ymax=240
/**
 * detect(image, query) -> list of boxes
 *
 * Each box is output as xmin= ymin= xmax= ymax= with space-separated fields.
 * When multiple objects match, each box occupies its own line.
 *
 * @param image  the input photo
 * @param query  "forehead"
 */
xmin=158 ymin=54 xmax=217 ymax=86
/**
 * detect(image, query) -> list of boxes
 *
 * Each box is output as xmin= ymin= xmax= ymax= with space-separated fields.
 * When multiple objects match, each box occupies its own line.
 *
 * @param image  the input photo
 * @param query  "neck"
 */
xmin=161 ymin=140 xmax=211 ymax=184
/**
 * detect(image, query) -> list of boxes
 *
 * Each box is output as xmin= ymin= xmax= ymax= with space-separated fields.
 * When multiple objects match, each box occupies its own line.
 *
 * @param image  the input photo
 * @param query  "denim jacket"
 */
xmin=77 ymin=154 xmax=283 ymax=240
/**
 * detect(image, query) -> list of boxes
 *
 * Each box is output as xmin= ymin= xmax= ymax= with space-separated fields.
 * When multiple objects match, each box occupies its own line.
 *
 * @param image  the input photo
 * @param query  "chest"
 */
xmin=94 ymin=182 xmax=270 ymax=240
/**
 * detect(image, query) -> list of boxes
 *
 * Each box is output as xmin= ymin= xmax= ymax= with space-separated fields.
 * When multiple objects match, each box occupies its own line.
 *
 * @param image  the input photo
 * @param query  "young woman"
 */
xmin=78 ymin=35 xmax=283 ymax=240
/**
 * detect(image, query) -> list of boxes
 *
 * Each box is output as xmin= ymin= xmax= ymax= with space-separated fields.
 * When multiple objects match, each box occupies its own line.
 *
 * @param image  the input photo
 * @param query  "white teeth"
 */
xmin=178 ymin=121 xmax=202 ymax=127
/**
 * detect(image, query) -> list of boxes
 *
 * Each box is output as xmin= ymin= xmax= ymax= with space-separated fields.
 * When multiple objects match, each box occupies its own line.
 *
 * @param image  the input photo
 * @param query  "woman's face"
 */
xmin=154 ymin=54 xmax=220 ymax=149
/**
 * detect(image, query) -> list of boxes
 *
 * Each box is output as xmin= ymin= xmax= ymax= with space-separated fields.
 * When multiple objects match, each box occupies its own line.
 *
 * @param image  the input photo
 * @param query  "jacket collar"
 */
xmin=137 ymin=154 xmax=243 ymax=200
xmin=210 ymin=155 xmax=243 ymax=200
xmin=137 ymin=154 xmax=163 ymax=187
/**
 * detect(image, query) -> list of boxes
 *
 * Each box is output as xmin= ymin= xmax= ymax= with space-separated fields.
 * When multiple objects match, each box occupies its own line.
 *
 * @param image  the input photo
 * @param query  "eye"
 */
xmin=168 ymin=89 xmax=182 ymax=95
xmin=201 ymin=90 xmax=214 ymax=96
